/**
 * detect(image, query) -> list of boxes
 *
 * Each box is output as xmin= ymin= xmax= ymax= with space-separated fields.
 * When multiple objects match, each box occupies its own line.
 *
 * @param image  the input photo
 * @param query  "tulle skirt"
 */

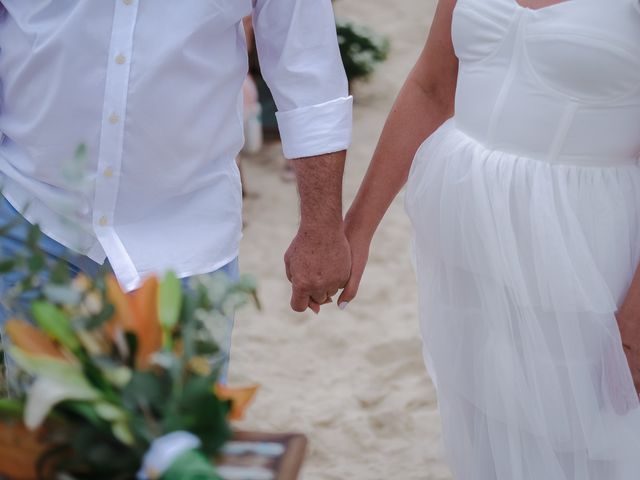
xmin=405 ymin=119 xmax=640 ymax=480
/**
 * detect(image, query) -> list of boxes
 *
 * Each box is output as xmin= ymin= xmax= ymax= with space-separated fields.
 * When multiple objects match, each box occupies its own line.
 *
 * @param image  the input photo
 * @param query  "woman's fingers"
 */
xmin=338 ymin=253 xmax=368 ymax=309
xmin=309 ymin=300 xmax=321 ymax=314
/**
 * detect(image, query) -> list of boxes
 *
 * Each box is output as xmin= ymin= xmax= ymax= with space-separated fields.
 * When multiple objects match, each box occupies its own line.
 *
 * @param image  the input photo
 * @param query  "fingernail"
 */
xmin=339 ymin=302 xmax=349 ymax=311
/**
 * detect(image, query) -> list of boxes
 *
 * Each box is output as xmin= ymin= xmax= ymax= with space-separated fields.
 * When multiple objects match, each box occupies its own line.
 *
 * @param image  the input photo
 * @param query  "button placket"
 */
xmin=92 ymin=0 xmax=140 ymax=283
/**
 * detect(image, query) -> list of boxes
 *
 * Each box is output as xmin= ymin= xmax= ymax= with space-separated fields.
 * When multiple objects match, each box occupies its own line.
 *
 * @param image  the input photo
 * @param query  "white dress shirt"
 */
xmin=0 ymin=0 xmax=352 ymax=291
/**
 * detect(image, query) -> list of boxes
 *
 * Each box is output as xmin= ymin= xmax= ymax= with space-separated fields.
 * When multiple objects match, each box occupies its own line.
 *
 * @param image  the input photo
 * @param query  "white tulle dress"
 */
xmin=405 ymin=0 xmax=640 ymax=478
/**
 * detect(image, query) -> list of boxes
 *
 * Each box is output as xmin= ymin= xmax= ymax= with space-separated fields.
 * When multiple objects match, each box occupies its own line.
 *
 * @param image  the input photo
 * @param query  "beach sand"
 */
xmin=229 ymin=0 xmax=453 ymax=478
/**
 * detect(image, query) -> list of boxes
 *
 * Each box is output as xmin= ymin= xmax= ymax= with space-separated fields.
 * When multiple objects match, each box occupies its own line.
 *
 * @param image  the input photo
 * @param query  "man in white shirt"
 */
xmin=0 ymin=0 xmax=353 ymax=319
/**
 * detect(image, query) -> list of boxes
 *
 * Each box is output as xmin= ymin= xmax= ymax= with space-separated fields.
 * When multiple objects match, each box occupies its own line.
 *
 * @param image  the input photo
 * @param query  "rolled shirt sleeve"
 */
xmin=252 ymin=0 xmax=353 ymax=159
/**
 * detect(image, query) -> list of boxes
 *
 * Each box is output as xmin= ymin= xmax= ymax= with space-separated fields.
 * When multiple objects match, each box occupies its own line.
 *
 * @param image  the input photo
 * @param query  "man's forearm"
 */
xmin=291 ymin=150 xmax=346 ymax=230
xmin=285 ymin=149 xmax=350 ymax=312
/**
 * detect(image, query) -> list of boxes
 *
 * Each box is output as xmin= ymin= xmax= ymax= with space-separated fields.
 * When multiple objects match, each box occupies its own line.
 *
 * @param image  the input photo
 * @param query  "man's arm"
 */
xmin=252 ymin=0 xmax=353 ymax=312
xmin=285 ymin=151 xmax=350 ymax=312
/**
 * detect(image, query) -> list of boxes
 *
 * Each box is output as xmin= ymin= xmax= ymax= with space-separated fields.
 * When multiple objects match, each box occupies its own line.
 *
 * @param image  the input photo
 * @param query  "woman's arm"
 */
xmin=338 ymin=0 xmax=459 ymax=306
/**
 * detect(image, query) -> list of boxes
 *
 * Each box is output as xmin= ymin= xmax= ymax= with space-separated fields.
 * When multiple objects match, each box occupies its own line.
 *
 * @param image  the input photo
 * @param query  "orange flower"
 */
xmin=215 ymin=384 xmax=259 ymax=421
xmin=105 ymin=275 xmax=163 ymax=369
xmin=5 ymin=319 xmax=69 ymax=361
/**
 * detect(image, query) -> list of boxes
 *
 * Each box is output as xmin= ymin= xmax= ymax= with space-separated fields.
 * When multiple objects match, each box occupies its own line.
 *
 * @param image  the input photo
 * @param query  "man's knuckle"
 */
xmin=299 ymin=280 xmax=318 ymax=292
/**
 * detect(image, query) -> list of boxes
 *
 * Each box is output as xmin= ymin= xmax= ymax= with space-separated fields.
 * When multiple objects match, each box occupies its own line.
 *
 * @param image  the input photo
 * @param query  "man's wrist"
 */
xmin=292 ymin=150 xmax=346 ymax=233
xmin=299 ymin=216 xmax=345 ymax=235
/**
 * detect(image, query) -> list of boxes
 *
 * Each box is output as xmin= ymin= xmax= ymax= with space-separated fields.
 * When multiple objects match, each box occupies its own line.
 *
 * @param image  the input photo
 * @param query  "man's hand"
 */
xmin=285 ymin=150 xmax=348 ymax=313
xmin=285 ymin=224 xmax=351 ymax=313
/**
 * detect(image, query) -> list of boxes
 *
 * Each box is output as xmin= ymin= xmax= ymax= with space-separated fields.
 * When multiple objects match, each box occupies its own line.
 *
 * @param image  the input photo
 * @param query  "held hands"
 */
xmin=284 ymin=223 xmax=351 ymax=313
xmin=284 ymin=215 xmax=372 ymax=314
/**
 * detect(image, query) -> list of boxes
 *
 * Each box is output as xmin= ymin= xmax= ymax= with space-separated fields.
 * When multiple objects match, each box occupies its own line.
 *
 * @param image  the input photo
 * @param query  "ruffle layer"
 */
xmin=406 ymin=119 xmax=640 ymax=479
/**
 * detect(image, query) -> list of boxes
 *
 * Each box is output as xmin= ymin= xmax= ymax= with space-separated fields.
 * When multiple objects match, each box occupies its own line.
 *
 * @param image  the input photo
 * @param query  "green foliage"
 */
xmin=31 ymin=301 xmax=81 ymax=351
xmin=159 ymin=272 xmax=182 ymax=331
xmin=337 ymin=19 xmax=390 ymax=83
xmin=162 ymin=450 xmax=224 ymax=480
xmin=163 ymin=375 xmax=231 ymax=454
xmin=0 ymin=209 xmax=259 ymax=479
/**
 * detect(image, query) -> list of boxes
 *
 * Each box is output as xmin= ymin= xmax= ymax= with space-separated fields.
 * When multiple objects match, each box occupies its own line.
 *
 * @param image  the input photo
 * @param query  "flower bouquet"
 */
xmin=0 ymin=223 xmax=259 ymax=480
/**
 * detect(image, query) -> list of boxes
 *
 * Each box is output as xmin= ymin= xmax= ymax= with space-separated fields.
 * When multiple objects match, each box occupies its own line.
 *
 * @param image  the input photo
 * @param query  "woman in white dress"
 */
xmin=338 ymin=0 xmax=640 ymax=478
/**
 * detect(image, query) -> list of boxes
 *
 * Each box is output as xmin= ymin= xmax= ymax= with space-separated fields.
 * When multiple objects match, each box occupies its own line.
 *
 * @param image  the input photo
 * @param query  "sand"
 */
xmin=229 ymin=1 xmax=453 ymax=478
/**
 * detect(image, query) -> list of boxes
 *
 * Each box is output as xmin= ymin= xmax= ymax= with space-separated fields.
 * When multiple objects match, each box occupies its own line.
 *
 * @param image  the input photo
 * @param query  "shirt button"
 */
xmin=98 ymin=216 xmax=109 ymax=227
xmin=103 ymin=167 xmax=114 ymax=178
xmin=108 ymin=113 xmax=121 ymax=124
xmin=123 ymin=0 xmax=133 ymax=4
xmin=115 ymin=54 xmax=126 ymax=65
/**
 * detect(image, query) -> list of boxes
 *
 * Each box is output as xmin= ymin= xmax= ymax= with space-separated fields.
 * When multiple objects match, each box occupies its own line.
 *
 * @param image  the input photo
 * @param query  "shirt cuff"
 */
xmin=276 ymin=96 xmax=353 ymax=160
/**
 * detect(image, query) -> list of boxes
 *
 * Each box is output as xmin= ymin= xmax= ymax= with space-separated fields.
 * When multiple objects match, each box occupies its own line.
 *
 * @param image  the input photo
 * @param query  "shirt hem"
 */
xmin=1 ymin=190 xmax=107 ymax=265
xmin=123 ymin=249 xmax=241 ymax=292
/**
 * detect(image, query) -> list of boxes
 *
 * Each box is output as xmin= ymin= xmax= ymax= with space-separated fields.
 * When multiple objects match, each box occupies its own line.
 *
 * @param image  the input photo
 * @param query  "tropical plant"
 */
xmin=0 ymin=215 xmax=259 ymax=480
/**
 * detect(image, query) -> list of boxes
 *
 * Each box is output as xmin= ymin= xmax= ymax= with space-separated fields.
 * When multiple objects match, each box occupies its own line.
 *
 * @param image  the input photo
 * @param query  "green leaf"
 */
xmin=111 ymin=420 xmax=135 ymax=446
xmin=221 ymin=292 xmax=249 ymax=317
xmin=50 ymin=258 xmax=71 ymax=284
xmin=10 ymin=347 xmax=80 ymax=377
xmin=24 ymin=373 xmax=100 ymax=429
xmin=194 ymin=310 xmax=229 ymax=351
xmin=31 ymin=301 xmax=80 ymax=350
xmin=193 ymin=339 xmax=220 ymax=357
xmin=69 ymin=423 xmax=141 ymax=475
xmin=60 ymin=401 xmax=107 ymax=429
xmin=160 ymin=450 xmax=222 ymax=480
xmin=85 ymin=303 xmax=115 ymax=330
xmin=75 ymin=143 xmax=87 ymax=160
xmin=159 ymin=272 xmax=183 ymax=330
xmin=27 ymin=253 xmax=46 ymax=273
xmin=122 ymin=371 xmax=171 ymax=414
xmin=163 ymin=375 xmax=230 ymax=454
xmin=43 ymin=284 xmax=83 ymax=306
xmin=124 ymin=331 xmax=138 ymax=368
xmin=94 ymin=402 xmax=126 ymax=422
xmin=26 ymin=223 xmax=42 ymax=250
xmin=236 ymin=274 xmax=258 ymax=292
xmin=101 ymin=366 xmax=133 ymax=389
xmin=0 ymin=398 xmax=25 ymax=419
xmin=0 ymin=259 xmax=16 ymax=273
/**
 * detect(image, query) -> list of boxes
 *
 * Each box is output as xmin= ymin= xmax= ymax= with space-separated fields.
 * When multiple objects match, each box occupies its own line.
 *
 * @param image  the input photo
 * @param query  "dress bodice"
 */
xmin=452 ymin=0 xmax=640 ymax=164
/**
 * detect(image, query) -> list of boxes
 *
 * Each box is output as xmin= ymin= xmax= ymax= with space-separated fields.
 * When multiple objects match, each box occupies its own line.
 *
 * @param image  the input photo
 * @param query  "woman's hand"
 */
xmin=616 ymin=306 xmax=640 ymax=394
xmin=337 ymin=215 xmax=373 ymax=309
